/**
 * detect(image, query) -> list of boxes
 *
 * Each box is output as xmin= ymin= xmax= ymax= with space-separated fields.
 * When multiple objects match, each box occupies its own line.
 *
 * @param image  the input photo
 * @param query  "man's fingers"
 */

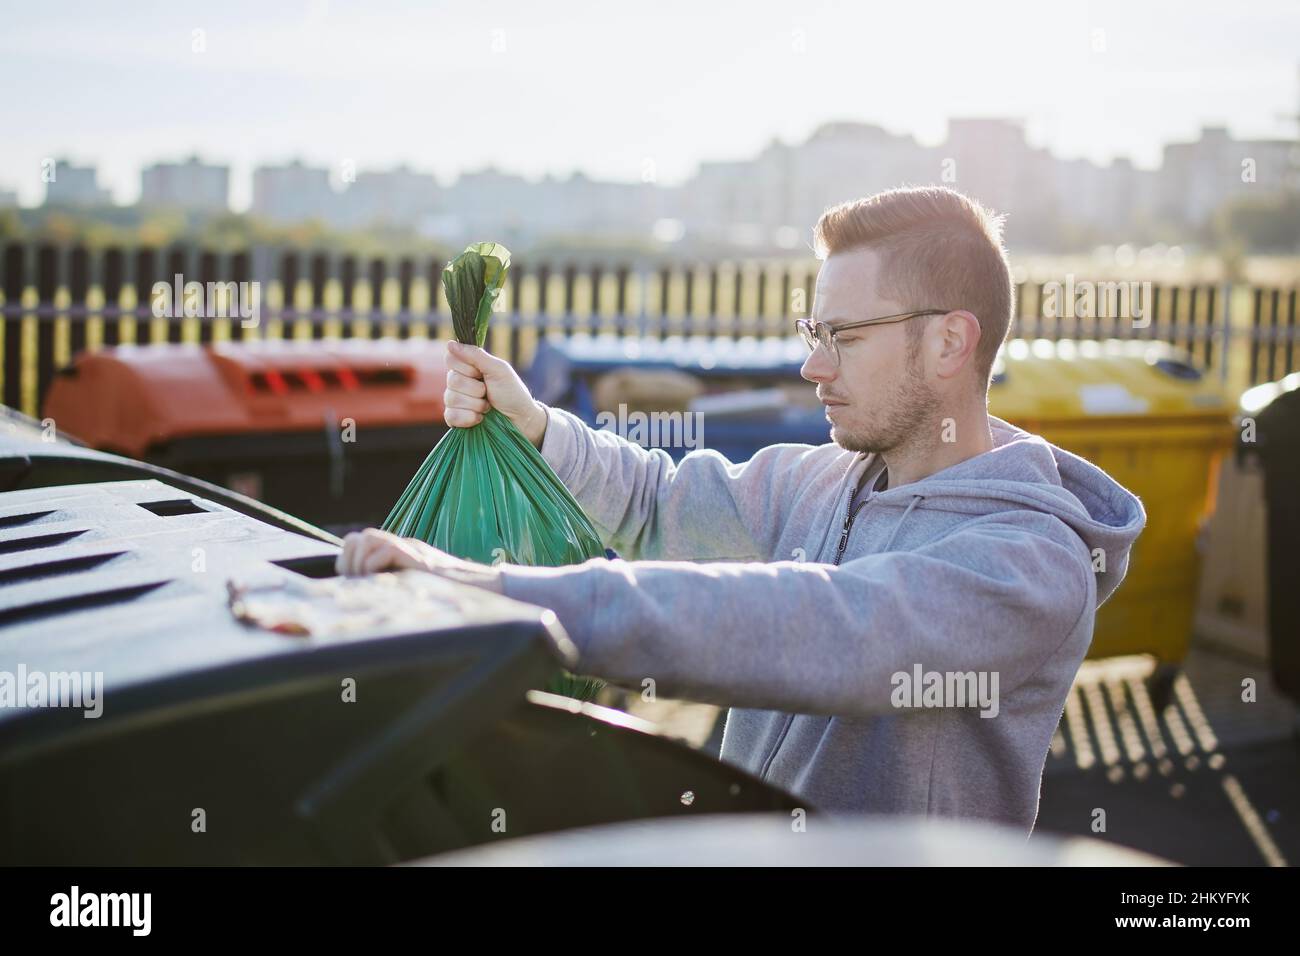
xmin=445 ymin=407 xmax=483 ymax=428
xmin=444 ymin=389 xmax=489 ymax=413
xmin=335 ymin=532 xmax=358 ymax=575
xmin=345 ymin=532 xmax=381 ymax=576
xmin=444 ymin=354 xmax=483 ymax=379
xmin=361 ymin=542 xmax=398 ymax=574
xmin=337 ymin=529 xmax=393 ymax=576
xmin=446 ymin=368 xmax=487 ymax=398
xmin=449 ymin=342 xmax=509 ymax=382
xmin=445 ymin=408 xmax=478 ymax=425
xmin=340 ymin=530 xmax=371 ymax=574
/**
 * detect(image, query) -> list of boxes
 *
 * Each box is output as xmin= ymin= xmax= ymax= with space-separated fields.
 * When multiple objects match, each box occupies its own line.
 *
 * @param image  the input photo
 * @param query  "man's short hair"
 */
xmin=812 ymin=186 xmax=1013 ymax=391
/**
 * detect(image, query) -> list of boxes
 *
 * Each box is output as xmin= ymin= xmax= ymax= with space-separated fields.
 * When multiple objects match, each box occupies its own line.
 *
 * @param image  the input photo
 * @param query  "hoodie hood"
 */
xmin=859 ymin=414 xmax=1147 ymax=607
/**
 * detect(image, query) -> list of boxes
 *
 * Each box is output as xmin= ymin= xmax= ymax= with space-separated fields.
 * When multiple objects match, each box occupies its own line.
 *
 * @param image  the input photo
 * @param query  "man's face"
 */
xmin=801 ymin=247 xmax=941 ymax=455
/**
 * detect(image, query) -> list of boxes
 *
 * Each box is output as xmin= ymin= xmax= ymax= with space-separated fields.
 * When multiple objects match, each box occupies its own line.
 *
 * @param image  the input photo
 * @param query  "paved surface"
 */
xmin=1034 ymin=647 xmax=1298 ymax=865
xmin=614 ymin=642 xmax=1299 ymax=866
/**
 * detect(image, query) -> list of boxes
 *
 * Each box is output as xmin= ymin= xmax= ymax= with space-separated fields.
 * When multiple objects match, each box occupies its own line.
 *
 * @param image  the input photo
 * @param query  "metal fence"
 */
xmin=1 ymin=241 xmax=1297 ymax=418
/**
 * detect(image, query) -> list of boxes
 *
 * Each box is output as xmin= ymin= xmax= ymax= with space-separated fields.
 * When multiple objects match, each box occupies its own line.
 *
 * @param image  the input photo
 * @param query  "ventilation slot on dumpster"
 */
xmin=0 ymin=551 xmax=127 ymax=587
xmin=0 ymin=510 xmax=56 ymax=528
xmin=272 ymin=555 xmax=340 ymax=579
xmin=0 ymin=529 xmax=88 ymax=555
xmin=247 ymin=365 xmax=413 ymax=395
xmin=137 ymin=499 xmax=207 ymax=517
xmin=0 ymin=580 xmax=168 ymax=627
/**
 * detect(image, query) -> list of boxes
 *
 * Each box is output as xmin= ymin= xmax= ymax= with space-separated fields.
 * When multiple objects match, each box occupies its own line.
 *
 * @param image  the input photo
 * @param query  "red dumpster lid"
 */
xmin=43 ymin=339 xmax=448 ymax=458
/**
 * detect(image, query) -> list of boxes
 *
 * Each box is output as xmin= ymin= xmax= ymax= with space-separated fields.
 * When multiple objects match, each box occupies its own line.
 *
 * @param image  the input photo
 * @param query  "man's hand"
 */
xmin=335 ymin=528 xmax=504 ymax=594
xmin=443 ymin=340 xmax=547 ymax=449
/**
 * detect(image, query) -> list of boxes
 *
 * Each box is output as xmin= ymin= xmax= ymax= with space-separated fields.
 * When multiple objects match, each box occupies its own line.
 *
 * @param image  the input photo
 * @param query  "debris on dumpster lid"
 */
xmin=226 ymin=571 xmax=463 ymax=638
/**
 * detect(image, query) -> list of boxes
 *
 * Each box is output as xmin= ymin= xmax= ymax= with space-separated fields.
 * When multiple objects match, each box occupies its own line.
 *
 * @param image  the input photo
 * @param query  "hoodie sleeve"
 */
xmin=534 ymin=401 xmax=818 ymax=563
xmin=497 ymin=510 xmax=1096 ymax=717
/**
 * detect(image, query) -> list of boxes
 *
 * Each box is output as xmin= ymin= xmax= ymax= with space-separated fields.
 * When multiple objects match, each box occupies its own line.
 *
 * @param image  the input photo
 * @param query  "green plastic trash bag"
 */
xmin=382 ymin=242 xmax=606 ymax=699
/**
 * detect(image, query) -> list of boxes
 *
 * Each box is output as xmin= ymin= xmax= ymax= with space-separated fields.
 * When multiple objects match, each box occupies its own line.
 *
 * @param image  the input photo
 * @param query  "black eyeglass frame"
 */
xmin=794 ymin=309 xmax=950 ymax=365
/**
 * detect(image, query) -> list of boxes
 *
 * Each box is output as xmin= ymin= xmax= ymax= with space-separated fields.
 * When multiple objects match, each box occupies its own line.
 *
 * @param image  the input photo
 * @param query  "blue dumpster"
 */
xmin=523 ymin=334 xmax=830 ymax=462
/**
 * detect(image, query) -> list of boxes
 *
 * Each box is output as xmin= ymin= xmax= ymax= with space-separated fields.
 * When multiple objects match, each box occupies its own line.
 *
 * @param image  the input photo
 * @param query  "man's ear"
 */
xmin=934 ymin=310 xmax=981 ymax=382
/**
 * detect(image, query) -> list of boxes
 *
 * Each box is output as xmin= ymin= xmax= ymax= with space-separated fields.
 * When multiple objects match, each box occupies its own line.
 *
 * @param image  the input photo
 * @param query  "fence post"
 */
xmin=309 ymin=253 xmax=328 ymax=340
xmin=69 ymin=245 xmax=89 ymax=360
xmin=589 ymin=262 xmax=605 ymax=338
xmin=103 ymin=247 xmax=124 ymax=346
xmin=198 ymin=250 xmax=218 ymax=345
xmin=36 ymin=244 xmax=58 ymax=412
xmin=426 ymin=257 xmax=445 ymax=340
xmin=165 ymin=246 xmax=187 ymax=344
xmin=615 ymin=264 xmax=629 ymax=338
xmin=3 ymin=243 xmax=24 ymax=412
xmin=280 ymin=249 xmax=299 ymax=338
xmin=534 ymin=262 xmax=550 ymax=341
xmin=231 ymin=251 xmax=253 ymax=341
xmin=562 ymin=264 xmax=577 ymax=336
xmin=683 ymin=266 xmax=695 ymax=338
xmin=1219 ymin=281 xmax=1233 ymax=388
xmin=507 ymin=261 xmax=523 ymax=363
xmin=134 ymin=247 xmax=158 ymax=345
xmin=657 ymin=265 xmax=671 ymax=340
xmin=1285 ymin=288 xmax=1297 ymax=378
xmin=368 ymin=257 xmax=387 ymax=339
xmin=398 ymin=257 xmax=414 ymax=339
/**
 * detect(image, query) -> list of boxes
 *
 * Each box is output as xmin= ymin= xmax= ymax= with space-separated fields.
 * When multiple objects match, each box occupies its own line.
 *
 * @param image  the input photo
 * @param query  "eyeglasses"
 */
xmin=794 ymin=310 xmax=949 ymax=366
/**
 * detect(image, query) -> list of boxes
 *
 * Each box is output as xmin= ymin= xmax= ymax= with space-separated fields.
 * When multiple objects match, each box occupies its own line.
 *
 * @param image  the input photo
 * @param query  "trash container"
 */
xmin=415 ymin=812 xmax=1171 ymax=866
xmin=41 ymin=339 xmax=450 ymax=532
xmin=989 ymin=338 xmax=1236 ymax=703
xmin=524 ymin=333 xmax=830 ymax=461
xmin=0 ymin=442 xmax=802 ymax=865
xmin=1238 ymin=371 xmax=1300 ymax=704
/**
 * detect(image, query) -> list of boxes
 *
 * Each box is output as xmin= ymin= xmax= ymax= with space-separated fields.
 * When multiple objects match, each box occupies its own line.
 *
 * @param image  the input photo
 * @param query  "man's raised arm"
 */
xmin=443 ymin=341 xmax=814 ymax=563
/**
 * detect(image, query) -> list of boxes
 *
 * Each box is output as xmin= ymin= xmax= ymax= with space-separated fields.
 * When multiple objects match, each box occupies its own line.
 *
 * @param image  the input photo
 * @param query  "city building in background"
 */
xmin=42 ymin=159 xmax=112 ymax=208
xmin=140 ymin=157 xmax=230 ymax=212
xmin=1159 ymin=126 xmax=1300 ymax=226
xmin=19 ymin=119 xmax=1300 ymax=253
xmin=336 ymin=164 xmax=440 ymax=231
xmin=251 ymin=160 xmax=335 ymax=225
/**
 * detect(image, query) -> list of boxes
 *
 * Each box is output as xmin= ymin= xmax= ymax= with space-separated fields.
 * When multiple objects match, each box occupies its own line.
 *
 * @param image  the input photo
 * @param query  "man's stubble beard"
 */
xmin=834 ymin=344 xmax=942 ymax=456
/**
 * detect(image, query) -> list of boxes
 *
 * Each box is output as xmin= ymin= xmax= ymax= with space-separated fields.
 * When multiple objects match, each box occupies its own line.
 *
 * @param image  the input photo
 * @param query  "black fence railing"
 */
xmin=2 ymin=241 xmax=1297 ymax=418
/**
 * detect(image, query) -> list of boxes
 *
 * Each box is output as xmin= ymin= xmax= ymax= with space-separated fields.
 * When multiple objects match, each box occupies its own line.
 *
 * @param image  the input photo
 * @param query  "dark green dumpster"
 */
xmin=0 ymin=426 xmax=801 ymax=865
xmin=1240 ymin=372 xmax=1300 ymax=705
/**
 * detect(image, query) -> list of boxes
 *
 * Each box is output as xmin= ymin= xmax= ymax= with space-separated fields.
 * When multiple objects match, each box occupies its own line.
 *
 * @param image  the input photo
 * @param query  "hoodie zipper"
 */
xmin=834 ymin=497 xmax=871 ymax=566
xmin=759 ymin=461 xmax=874 ymax=781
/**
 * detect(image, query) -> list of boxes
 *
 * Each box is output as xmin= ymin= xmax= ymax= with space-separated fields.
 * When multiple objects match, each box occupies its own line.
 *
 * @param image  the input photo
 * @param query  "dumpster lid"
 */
xmin=538 ymin=333 xmax=809 ymax=373
xmin=526 ymin=334 xmax=811 ymax=406
xmin=0 ymin=475 xmax=572 ymax=736
xmin=990 ymin=338 xmax=1234 ymax=422
xmin=42 ymin=339 xmax=448 ymax=457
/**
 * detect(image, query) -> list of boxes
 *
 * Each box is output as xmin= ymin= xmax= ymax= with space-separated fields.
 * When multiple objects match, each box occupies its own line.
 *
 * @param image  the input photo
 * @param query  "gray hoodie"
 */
xmin=496 ymin=402 xmax=1146 ymax=834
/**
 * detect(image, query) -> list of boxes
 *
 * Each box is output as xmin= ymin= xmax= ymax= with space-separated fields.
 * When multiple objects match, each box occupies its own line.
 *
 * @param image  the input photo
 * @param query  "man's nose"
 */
xmin=801 ymin=347 xmax=837 ymax=383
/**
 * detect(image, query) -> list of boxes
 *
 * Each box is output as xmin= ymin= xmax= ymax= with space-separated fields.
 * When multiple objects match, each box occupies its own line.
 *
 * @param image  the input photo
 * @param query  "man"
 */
xmin=338 ymin=186 xmax=1146 ymax=835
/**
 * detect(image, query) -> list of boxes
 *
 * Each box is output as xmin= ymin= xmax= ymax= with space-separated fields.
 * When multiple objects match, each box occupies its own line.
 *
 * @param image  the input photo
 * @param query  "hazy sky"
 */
xmin=1 ymin=0 xmax=1296 ymax=209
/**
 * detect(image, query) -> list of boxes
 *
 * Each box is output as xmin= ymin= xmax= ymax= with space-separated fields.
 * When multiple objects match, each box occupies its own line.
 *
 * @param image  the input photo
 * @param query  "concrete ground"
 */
xmin=1034 ymin=646 xmax=1298 ymax=865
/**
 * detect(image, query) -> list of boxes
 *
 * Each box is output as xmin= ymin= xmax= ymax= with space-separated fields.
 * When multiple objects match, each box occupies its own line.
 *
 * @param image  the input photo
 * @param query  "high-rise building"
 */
xmin=140 ymin=156 xmax=229 ymax=212
xmin=338 ymin=164 xmax=440 ymax=229
xmin=251 ymin=160 xmax=336 ymax=224
xmin=43 ymin=160 xmax=111 ymax=207
xmin=1160 ymin=126 xmax=1300 ymax=226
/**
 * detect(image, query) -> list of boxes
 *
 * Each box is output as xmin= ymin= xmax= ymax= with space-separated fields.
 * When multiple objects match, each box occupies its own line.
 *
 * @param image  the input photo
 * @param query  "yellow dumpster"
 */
xmin=988 ymin=338 xmax=1235 ymax=683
